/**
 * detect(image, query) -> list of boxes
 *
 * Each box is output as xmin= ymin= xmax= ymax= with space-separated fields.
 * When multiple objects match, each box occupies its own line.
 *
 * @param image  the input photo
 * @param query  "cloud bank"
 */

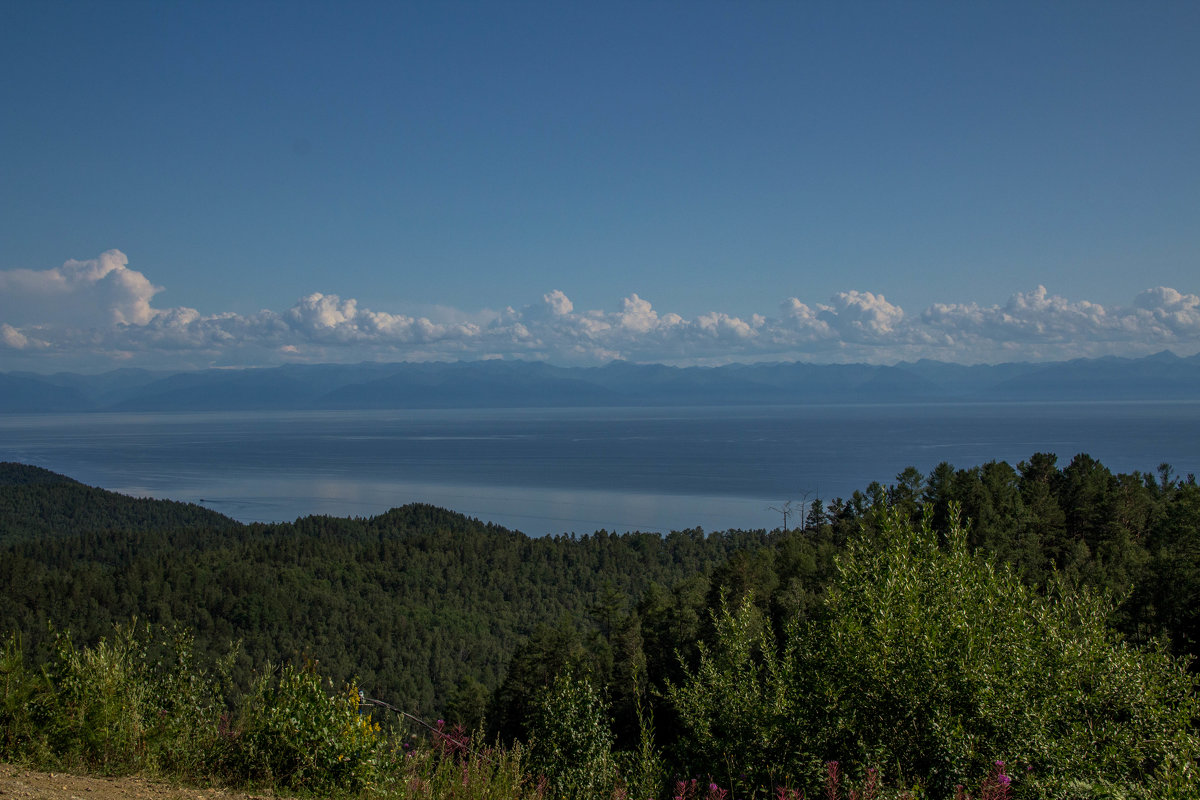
xmin=3 ymin=250 xmax=1199 ymax=371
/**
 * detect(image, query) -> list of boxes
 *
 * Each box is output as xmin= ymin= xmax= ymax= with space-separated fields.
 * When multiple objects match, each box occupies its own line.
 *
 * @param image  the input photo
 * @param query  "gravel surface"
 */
xmin=0 ymin=765 xmax=276 ymax=800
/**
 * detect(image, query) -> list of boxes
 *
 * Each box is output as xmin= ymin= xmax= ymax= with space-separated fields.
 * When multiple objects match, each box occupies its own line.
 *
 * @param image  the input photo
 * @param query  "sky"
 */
xmin=1 ymin=0 xmax=1198 ymax=372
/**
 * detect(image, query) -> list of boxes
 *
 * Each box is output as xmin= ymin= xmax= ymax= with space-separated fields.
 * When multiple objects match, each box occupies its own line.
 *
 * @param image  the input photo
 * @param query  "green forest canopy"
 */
xmin=2 ymin=456 xmax=1199 ymax=719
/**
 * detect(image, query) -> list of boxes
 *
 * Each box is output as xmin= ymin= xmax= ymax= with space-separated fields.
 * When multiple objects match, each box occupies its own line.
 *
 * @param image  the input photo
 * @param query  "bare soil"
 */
xmin=0 ymin=765 xmax=276 ymax=800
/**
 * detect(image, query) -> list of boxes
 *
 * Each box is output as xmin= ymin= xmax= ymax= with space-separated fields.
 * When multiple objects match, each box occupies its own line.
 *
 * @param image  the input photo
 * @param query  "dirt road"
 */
xmin=0 ymin=765 xmax=275 ymax=800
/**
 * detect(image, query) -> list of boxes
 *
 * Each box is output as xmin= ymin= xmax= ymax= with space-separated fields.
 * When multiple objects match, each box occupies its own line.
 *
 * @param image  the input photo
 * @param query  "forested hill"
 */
xmin=0 ymin=462 xmax=237 ymax=545
xmin=0 ymin=464 xmax=770 ymax=715
xmin=2 ymin=456 xmax=1199 ymax=730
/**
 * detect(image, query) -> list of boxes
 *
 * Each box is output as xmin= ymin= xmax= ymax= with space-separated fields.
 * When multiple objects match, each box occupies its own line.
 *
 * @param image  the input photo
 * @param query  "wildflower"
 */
xmin=675 ymin=778 xmax=698 ymax=800
xmin=862 ymin=767 xmax=880 ymax=800
xmin=825 ymin=761 xmax=841 ymax=800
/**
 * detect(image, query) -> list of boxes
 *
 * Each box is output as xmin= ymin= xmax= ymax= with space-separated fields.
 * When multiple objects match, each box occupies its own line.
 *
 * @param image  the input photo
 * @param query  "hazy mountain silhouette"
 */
xmin=2 ymin=352 xmax=1198 ymax=412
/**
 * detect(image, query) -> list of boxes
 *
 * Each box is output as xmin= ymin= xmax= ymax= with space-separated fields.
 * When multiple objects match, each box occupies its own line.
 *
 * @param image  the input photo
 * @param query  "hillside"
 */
xmin=4 ymin=454 xmax=1200 ymax=724
xmin=0 ymin=464 xmax=768 ymax=715
xmin=3 ymin=458 xmax=1200 ymax=797
xmin=0 ymin=462 xmax=237 ymax=545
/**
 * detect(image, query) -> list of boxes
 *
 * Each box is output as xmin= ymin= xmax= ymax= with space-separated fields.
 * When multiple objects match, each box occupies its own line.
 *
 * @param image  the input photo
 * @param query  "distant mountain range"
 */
xmin=2 ymin=351 xmax=1199 ymax=413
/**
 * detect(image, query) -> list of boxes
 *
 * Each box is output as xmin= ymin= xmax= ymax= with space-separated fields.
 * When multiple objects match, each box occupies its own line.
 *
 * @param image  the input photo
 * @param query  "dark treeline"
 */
xmin=486 ymin=454 xmax=1200 ymax=756
xmin=2 ymin=454 xmax=1199 ymax=752
xmin=1 ymin=461 xmax=766 ymax=716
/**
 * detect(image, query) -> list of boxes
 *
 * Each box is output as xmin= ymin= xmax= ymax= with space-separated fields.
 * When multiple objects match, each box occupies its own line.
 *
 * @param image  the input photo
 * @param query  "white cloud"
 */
xmin=1130 ymin=287 xmax=1200 ymax=337
xmin=919 ymin=285 xmax=1200 ymax=358
xmin=543 ymin=290 xmax=573 ymax=317
xmin=0 ymin=249 xmax=160 ymax=327
xmin=819 ymin=290 xmax=905 ymax=340
xmin=617 ymin=293 xmax=659 ymax=334
xmin=694 ymin=312 xmax=757 ymax=340
xmin=777 ymin=298 xmax=833 ymax=342
xmin=287 ymin=292 xmax=359 ymax=332
xmin=1 ymin=324 xmax=30 ymax=350
xmin=2 ymin=251 xmax=1199 ymax=370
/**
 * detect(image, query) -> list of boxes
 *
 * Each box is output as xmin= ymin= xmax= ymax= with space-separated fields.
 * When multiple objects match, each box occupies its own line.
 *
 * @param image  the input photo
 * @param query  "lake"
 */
xmin=1 ymin=402 xmax=1197 ymax=535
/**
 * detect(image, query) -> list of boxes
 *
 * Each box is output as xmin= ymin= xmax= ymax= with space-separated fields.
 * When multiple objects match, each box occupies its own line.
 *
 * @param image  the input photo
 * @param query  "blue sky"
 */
xmin=2 ymin=0 xmax=1198 ymax=371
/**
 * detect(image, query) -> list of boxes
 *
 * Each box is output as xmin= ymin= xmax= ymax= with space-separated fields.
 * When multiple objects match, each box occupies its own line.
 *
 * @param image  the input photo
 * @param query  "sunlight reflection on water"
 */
xmin=3 ymin=403 xmax=1197 ymax=536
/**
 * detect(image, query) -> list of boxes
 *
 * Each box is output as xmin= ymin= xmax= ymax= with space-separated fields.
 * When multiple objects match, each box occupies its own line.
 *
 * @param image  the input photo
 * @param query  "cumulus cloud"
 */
xmin=819 ymin=290 xmax=905 ymax=340
xmin=617 ymin=293 xmax=660 ymax=333
xmin=914 ymin=285 xmax=1200 ymax=362
xmin=0 ymin=249 xmax=161 ymax=327
xmin=543 ymin=290 xmax=573 ymax=317
xmin=1130 ymin=287 xmax=1200 ymax=337
xmin=2 ymin=251 xmax=1199 ymax=370
xmin=1 ymin=324 xmax=30 ymax=350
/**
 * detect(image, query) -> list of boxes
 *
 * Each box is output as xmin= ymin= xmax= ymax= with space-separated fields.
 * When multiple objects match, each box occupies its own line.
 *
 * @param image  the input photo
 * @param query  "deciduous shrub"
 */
xmin=220 ymin=660 xmax=380 ymax=793
xmin=527 ymin=667 xmax=616 ymax=800
xmin=0 ymin=632 xmax=50 ymax=764
xmin=670 ymin=509 xmax=1200 ymax=798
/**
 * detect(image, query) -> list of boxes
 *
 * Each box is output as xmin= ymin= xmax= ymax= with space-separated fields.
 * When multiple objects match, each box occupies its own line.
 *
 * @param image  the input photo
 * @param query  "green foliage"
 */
xmin=146 ymin=627 xmax=235 ymax=780
xmin=527 ymin=667 xmax=616 ymax=800
xmin=667 ymin=597 xmax=805 ymax=792
xmin=0 ymin=632 xmax=50 ymax=763
xmin=616 ymin=689 xmax=667 ymax=800
xmin=813 ymin=509 xmax=1200 ymax=795
xmin=668 ymin=510 xmax=1200 ymax=799
xmin=49 ymin=623 xmax=157 ymax=773
xmin=1 ymin=620 xmax=549 ymax=800
xmin=5 ymin=456 xmax=1200 ymax=799
xmin=0 ymin=462 xmax=236 ymax=546
xmin=376 ymin=736 xmax=545 ymax=800
xmin=1 ymin=622 xmax=230 ymax=778
xmin=0 ymin=477 xmax=760 ymax=719
xmin=221 ymin=660 xmax=381 ymax=793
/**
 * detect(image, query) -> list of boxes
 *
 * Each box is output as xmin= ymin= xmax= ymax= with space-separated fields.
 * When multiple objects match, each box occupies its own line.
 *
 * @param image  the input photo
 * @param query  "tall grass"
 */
xmin=2 ymin=623 xmax=232 ymax=779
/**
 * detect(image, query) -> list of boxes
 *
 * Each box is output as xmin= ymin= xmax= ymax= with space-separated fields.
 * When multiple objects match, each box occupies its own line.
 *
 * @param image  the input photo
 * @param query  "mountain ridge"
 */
xmin=3 ymin=351 xmax=1199 ymax=413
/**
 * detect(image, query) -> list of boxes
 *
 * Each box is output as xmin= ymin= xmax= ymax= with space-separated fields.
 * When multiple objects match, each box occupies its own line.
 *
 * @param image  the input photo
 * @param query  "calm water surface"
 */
xmin=1 ymin=403 xmax=1197 ymax=535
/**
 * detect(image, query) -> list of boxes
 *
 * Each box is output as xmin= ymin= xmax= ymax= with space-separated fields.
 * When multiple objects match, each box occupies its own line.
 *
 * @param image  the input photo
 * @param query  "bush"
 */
xmin=527 ymin=667 xmax=616 ymax=800
xmin=0 ymin=623 xmax=228 ymax=777
xmin=669 ymin=510 xmax=1200 ymax=798
xmin=48 ymin=623 xmax=157 ymax=774
xmin=1 ymin=620 xmax=552 ymax=800
xmin=0 ymin=632 xmax=50 ymax=763
xmin=219 ymin=660 xmax=381 ymax=793
xmin=667 ymin=597 xmax=806 ymax=793
xmin=147 ymin=627 xmax=232 ymax=781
